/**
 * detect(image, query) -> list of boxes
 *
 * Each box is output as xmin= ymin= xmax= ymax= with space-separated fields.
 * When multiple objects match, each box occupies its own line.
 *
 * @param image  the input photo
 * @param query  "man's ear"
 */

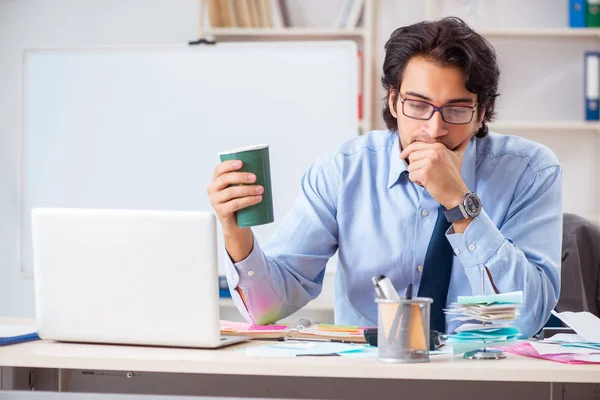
xmin=478 ymin=107 xmax=486 ymax=125
xmin=389 ymin=90 xmax=398 ymax=119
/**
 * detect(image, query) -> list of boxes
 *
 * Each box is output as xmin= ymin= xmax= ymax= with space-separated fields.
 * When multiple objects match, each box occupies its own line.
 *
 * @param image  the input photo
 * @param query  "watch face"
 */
xmin=463 ymin=193 xmax=481 ymax=216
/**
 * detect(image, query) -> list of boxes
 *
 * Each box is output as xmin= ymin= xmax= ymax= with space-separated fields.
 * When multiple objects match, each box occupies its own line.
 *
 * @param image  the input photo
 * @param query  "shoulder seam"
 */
xmin=315 ymin=143 xmax=394 ymax=172
xmin=475 ymin=151 xmax=560 ymax=174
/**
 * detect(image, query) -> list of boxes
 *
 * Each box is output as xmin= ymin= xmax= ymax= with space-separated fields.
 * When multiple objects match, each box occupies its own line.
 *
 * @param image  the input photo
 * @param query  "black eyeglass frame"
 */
xmin=398 ymin=94 xmax=479 ymax=125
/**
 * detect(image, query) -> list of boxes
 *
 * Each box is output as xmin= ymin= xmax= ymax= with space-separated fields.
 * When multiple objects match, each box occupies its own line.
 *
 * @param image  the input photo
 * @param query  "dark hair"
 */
xmin=381 ymin=17 xmax=500 ymax=138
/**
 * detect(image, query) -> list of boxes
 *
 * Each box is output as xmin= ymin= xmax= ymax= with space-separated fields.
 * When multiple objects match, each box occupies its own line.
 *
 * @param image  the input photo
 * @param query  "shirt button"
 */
xmin=421 ymin=209 xmax=429 ymax=217
xmin=247 ymin=270 xmax=255 ymax=277
xmin=468 ymin=244 xmax=476 ymax=251
xmin=417 ymin=265 xmax=424 ymax=273
xmin=454 ymin=248 xmax=460 ymax=255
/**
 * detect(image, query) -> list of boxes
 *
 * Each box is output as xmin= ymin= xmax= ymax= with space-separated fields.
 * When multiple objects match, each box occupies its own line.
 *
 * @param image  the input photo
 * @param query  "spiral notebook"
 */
xmin=220 ymin=319 xmax=367 ymax=343
xmin=0 ymin=324 xmax=40 ymax=346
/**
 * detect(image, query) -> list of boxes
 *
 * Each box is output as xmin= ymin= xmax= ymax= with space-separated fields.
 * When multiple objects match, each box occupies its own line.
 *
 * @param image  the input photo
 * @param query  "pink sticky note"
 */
xmin=220 ymin=320 xmax=252 ymax=331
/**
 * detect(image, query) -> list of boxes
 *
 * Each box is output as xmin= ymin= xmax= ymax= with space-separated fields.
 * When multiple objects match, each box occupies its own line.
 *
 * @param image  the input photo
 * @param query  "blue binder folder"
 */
xmin=0 ymin=332 xmax=40 ymax=346
xmin=218 ymin=275 xmax=231 ymax=298
xmin=585 ymin=51 xmax=600 ymax=121
xmin=570 ymin=0 xmax=586 ymax=27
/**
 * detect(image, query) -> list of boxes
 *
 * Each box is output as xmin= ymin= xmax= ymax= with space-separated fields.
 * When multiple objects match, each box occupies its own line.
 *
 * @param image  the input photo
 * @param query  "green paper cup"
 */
xmin=218 ymin=144 xmax=274 ymax=228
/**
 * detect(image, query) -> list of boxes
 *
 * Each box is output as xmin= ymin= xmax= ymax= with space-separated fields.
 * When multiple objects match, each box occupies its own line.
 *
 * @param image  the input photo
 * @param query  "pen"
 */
xmin=372 ymin=276 xmax=385 ymax=299
xmin=405 ymin=282 xmax=413 ymax=300
xmin=373 ymin=275 xmax=400 ymax=300
xmin=285 ymin=337 xmax=356 ymax=344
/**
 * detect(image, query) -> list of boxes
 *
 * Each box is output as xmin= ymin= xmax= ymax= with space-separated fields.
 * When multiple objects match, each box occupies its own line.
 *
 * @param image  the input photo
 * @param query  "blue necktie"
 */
xmin=417 ymin=206 xmax=453 ymax=333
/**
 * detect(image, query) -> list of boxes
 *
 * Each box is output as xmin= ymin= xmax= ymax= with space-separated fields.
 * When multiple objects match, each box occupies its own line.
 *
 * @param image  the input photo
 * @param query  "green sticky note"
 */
xmin=457 ymin=291 xmax=523 ymax=305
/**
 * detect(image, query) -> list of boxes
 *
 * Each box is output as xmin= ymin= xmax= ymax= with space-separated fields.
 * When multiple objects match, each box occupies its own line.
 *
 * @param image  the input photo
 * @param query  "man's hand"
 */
xmin=207 ymin=160 xmax=264 ymax=231
xmin=400 ymin=136 xmax=471 ymax=210
xmin=207 ymin=160 xmax=260 ymax=262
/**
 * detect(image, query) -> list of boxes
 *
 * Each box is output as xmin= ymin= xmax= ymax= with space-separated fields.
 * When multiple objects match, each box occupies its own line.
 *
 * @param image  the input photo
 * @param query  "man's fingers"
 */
xmin=407 ymin=158 xmax=429 ymax=173
xmin=212 ymin=160 xmax=243 ymax=182
xmin=406 ymin=149 xmax=431 ymax=164
xmin=400 ymin=141 xmax=446 ymax=160
xmin=407 ymin=170 xmax=424 ymax=186
xmin=212 ymin=172 xmax=257 ymax=192
xmin=219 ymin=195 xmax=263 ymax=215
xmin=400 ymin=141 xmax=431 ymax=159
xmin=214 ymin=185 xmax=264 ymax=205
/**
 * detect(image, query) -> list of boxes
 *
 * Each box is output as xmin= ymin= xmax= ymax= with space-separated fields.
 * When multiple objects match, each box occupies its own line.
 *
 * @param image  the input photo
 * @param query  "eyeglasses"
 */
xmin=398 ymin=94 xmax=479 ymax=125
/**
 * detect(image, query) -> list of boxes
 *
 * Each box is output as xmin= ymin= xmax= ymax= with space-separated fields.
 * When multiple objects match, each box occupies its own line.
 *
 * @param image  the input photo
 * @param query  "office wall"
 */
xmin=0 ymin=0 xmax=591 ymax=317
xmin=0 ymin=0 xmax=199 ymax=317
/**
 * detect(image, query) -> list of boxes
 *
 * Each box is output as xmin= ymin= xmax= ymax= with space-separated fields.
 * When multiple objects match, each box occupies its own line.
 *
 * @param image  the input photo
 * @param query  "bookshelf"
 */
xmin=205 ymin=27 xmax=368 ymax=37
xmin=198 ymin=0 xmax=375 ymax=135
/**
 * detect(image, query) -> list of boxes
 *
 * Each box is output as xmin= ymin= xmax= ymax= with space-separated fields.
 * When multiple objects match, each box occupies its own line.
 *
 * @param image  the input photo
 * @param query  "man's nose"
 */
xmin=424 ymin=109 xmax=448 ymax=138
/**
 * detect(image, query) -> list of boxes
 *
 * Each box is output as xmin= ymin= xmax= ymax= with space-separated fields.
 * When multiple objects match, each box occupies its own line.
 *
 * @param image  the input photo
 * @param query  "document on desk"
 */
xmin=500 ymin=342 xmax=600 ymax=364
xmin=530 ymin=342 xmax=600 ymax=356
xmin=549 ymin=333 xmax=587 ymax=343
xmin=551 ymin=311 xmax=600 ymax=343
xmin=244 ymin=342 xmax=373 ymax=358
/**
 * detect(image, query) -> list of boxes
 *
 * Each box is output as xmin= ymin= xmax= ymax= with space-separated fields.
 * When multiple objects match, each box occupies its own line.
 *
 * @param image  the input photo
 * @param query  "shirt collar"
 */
xmin=387 ymin=133 xmax=477 ymax=191
xmin=388 ymin=133 xmax=408 ymax=189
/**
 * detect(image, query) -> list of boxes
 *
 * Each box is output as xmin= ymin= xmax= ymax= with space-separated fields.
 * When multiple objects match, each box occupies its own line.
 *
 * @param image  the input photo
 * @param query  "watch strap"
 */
xmin=442 ymin=206 xmax=466 ymax=223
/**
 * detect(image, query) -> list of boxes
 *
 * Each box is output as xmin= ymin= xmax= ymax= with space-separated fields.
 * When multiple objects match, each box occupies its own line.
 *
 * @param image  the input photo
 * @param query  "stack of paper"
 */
xmin=444 ymin=291 xmax=523 ymax=355
xmin=220 ymin=320 xmax=289 ymax=339
xmin=219 ymin=320 xmax=367 ymax=343
xmin=291 ymin=324 xmax=366 ymax=342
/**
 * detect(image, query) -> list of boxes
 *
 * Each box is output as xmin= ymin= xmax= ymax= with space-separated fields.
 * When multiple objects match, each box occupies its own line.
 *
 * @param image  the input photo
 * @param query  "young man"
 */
xmin=207 ymin=17 xmax=562 ymax=338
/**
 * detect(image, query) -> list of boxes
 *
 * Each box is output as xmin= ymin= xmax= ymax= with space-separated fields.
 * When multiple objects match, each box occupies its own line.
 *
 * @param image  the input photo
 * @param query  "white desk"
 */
xmin=1 ymin=318 xmax=599 ymax=400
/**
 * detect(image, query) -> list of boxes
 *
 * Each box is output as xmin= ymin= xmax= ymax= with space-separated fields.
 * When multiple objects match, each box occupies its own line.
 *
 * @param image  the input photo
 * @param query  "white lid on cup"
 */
xmin=217 ymin=143 xmax=270 ymax=156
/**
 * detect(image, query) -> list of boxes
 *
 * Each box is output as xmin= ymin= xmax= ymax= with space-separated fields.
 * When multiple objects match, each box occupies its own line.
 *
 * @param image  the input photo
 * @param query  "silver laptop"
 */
xmin=31 ymin=207 xmax=246 ymax=348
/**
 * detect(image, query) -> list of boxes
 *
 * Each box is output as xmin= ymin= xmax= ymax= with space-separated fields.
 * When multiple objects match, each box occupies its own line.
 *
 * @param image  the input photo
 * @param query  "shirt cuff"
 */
xmin=445 ymin=208 xmax=505 ymax=268
xmin=223 ymin=235 xmax=269 ymax=289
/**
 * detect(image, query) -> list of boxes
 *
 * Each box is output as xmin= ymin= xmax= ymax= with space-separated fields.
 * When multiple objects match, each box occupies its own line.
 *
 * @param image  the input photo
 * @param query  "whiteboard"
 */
xmin=21 ymin=42 xmax=358 ymax=276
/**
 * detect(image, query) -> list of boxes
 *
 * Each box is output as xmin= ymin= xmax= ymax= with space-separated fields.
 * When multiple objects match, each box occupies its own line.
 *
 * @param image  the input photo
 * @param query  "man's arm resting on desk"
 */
xmin=446 ymin=165 xmax=563 ymax=338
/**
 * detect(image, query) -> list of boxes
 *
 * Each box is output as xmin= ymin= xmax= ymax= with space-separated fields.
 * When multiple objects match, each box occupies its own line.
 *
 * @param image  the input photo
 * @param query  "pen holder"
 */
xmin=376 ymin=297 xmax=432 ymax=363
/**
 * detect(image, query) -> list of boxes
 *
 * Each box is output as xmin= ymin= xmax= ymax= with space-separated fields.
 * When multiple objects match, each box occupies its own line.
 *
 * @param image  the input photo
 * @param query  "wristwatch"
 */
xmin=443 ymin=192 xmax=482 ymax=223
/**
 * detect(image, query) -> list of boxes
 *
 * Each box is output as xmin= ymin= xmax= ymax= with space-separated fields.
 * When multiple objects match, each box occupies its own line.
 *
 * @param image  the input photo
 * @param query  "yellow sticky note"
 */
xmin=317 ymin=324 xmax=360 ymax=333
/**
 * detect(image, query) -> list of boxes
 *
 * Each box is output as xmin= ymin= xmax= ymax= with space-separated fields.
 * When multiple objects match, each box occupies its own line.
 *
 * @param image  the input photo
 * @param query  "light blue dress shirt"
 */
xmin=224 ymin=130 xmax=563 ymax=338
